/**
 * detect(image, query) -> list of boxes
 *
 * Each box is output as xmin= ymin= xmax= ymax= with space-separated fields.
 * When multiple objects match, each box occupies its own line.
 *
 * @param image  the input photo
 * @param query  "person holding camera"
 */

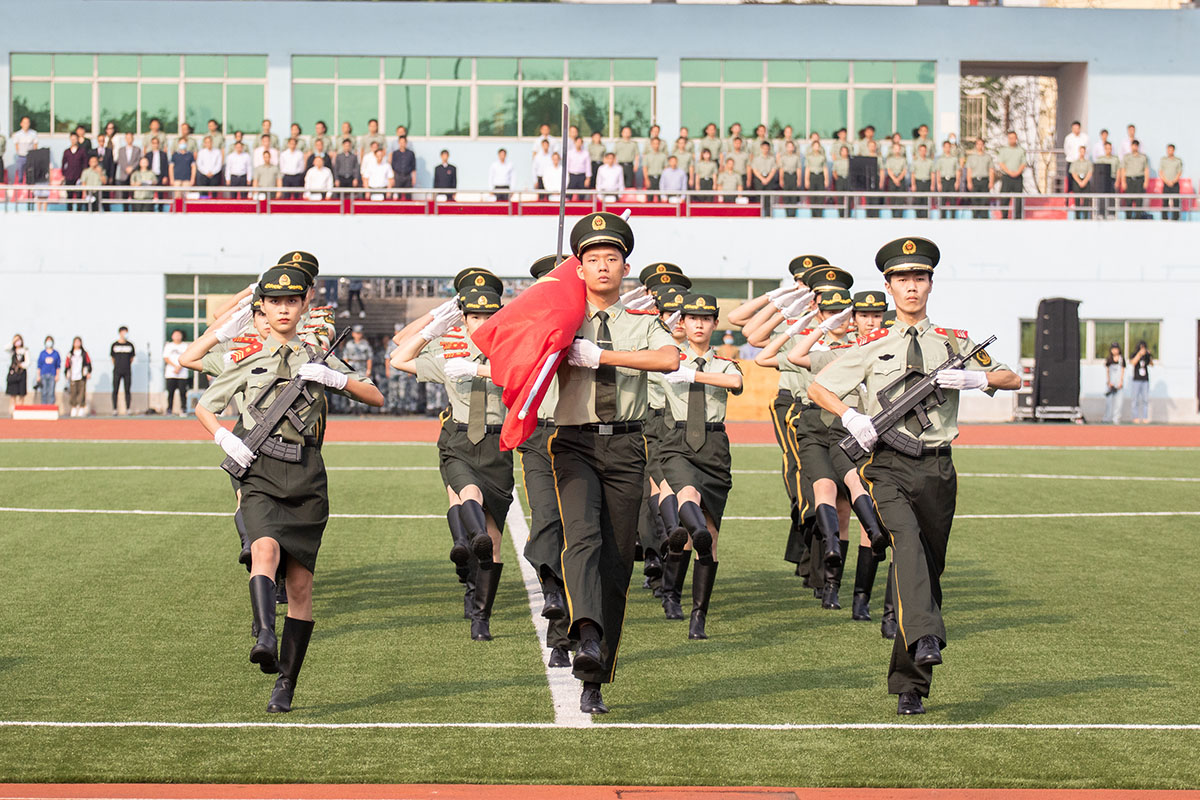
xmin=1129 ymin=341 xmax=1153 ymax=424
xmin=1103 ymin=343 xmax=1126 ymax=424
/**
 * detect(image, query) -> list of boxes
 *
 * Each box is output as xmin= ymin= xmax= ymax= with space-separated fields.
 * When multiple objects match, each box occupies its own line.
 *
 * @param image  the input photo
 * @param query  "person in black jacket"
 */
xmin=390 ymin=136 xmax=416 ymax=192
xmin=433 ymin=149 xmax=456 ymax=201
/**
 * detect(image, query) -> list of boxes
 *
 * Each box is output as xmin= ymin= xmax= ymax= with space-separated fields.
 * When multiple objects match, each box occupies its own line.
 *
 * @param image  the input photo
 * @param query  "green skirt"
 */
xmin=239 ymin=447 xmax=329 ymax=574
xmin=440 ymin=427 xmax=515 ymax=532
xmin=659 ymin=425 xmax=733 ymax=528
xmin=794 ymin=405 xmax=848 ymax=497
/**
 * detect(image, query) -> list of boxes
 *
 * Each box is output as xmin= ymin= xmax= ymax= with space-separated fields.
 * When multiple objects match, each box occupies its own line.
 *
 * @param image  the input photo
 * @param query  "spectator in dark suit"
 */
xmin=391 ymin=135 xmax=416 ymax=192
xmin=333 ymin=138 xmax=359 ymax=190
xmin=61 ymin=133 xmax=90 ymax=211
xmin=433 ymin=149 xmax=456 ymax=200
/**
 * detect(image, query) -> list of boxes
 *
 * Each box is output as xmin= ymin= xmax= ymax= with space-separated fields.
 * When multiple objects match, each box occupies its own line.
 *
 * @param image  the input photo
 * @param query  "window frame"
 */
xmin=1020 ymin=318 xmax=1162 ymax=364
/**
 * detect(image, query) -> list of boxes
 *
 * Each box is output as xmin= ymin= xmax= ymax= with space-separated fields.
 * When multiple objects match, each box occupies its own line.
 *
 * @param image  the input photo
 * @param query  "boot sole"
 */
xmin=449 ymin=544 xmax=470 ymax=566
xmin=250 ymin=647 xmax=278 ymax=674
xmin=667 ymin=526 xmax=690 ymax=553
xmin=573 ymin=651 xmax=603 ymax=673
xmin=471 ymin=535 xmax=493 ymax=562
xmin=691 ymin=531 xmax=713 ymax=558
xmin=643 ymin=562 xmax=663 ymax=579
xmin=915 ymin=653 xmax=942 ymax=667
xmin=541 ymin=603 xmax=566 ymax=621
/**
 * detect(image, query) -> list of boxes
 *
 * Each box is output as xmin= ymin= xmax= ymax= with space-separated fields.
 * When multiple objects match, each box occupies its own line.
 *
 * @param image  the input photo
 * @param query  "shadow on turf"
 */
xmin=936 ymin=673 xmax=1167 ymax=721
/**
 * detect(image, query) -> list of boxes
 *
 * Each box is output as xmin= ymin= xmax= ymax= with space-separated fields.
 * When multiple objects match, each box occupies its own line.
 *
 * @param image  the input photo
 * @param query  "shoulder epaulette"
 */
xmin=228 ymin=336 xmax=263 ymax=363
xmin=628 ymin=308 xmax=658 ymax=316
xmin=796 ymin=328 xmax=814 ymax=336
xmin=678 ymin=351 xmax=688 ymax=361
xmin=441 ymin=340 xmax=470 ymax=351
xmin=309 ymin=305 xmax=332 ymax=314
xmin=830 ymin=342 xmax=853 ymax=350
xmin=714 ymin=354 xmax=736 ymax=362
xmin=443 ymin=352 xmax=470 ymax=360
xmin=934 ymin=327 xmax=969 ymax=339
xmin=857 ymin=328 xmax=891 ymax=346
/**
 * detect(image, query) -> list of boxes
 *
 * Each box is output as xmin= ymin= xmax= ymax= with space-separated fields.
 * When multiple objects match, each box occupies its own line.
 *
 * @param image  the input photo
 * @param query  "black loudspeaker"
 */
xmin=1033 ymin=298 xmax=1081 ymax=409
xmin=26 ymin=148 xmax=51 ymax=183
xmin=849 ymin=156 xmax=878 ymax=191
xmin=1092 ymin=163 xmax=1113 ymax=193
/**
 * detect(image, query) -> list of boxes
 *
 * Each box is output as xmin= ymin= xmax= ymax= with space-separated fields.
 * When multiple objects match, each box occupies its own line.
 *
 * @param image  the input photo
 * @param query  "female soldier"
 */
xmin=195 ymin=266 xmax=383 ymax=714
xmin=778 ymin=140 xmax=802 ymax=217
xmin=659 ymin=293 xmax=743 ymax=640
xmin=390 ymin=281 xmax=512 ymax=641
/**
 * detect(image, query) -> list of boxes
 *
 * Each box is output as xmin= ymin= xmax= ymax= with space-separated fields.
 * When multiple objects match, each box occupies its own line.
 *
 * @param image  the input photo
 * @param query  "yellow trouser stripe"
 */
xmin=859 ymin=452 xmax=906 ymax=649
xmin=547 ymin=429 xmax=574 ymax=625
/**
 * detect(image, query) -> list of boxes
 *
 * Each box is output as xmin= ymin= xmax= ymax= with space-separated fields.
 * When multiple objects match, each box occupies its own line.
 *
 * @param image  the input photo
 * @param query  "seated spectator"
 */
xmin=196 ymin=135 xmax=224 ymax=194
xmin=129 ymin=156 xmax=159 ymax=212
xmin=80 ymin=155 xmax=107 ymax=212
xmin=252 ymin=149 xmax=280 ymax=200
xmin=362 ymin=147 xmax=395 ymax=201
xmin=433 ymin=149 xmax=457 ymax=201
xmin=659 ymin=155 xmax=687 ymax=201
xmin=304 ymin=156 xmax=333 ymax=200
xmin=225 ymin=140 xmax=252 ymax=195
xmin=334 ymin=138 xmax=360 ymax=190
xmin=169 ymin=140 xmax=196 ymax=196
xmin=594 ymin=151 xmax=624 ymax=200
xmin=253 ymin=133 xmax=279 ymax=169
xmin=391 ymin=136 xmax=416 ymax=192
xmin=488 ymin=148 xmax=513 ymax=201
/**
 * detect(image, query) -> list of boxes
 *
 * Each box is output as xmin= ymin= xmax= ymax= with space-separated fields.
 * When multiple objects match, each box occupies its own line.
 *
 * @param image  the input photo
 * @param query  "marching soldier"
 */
xmin=658 ymin=293 xmax=743 ymax=639
xmin=808 ymin=236 xmax=1019 ymax=715
xmin=194 ymin=265 xmax=383 ymax=713
xmin=551 ymin=212 xmax=680 ymax=714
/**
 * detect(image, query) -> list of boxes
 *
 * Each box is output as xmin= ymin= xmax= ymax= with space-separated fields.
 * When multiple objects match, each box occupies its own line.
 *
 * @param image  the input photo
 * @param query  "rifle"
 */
xmin=838 ymin=334 xmax=997 ymax=461
xmin=222 ymin=325 xmax=352 ymax=479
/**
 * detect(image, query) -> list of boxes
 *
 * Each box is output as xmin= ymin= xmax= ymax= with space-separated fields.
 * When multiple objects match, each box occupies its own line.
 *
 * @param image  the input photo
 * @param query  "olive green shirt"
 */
xmin=415 ymin=332 xmax=505 ymax=426
xmin=1095 ymin=154 xmax=1121 ymax=174
xmin=779 ymin=153 xmax=802 ymax=173
xmin=292 ymin=135 xmax=309 ymax=152
xmin=695 ymin=160 xmax=718 ymax=181
xmin=587 ymin=141 xmax=607 ymax=162
xmin=933 ymin=155 xmax=959 ymax=181
xmin=966 ymin=152 xmax=993 ymax=181
xmin=996 ymin=144 xmax=1026 ymax=174
xmin=750 ymin=154 xmax=776 ymax=178
xmin=912 ymin=137 xmax=935 ymax=158
xmin=554 ymin=301 xmax=679 ymax=426
xmin=809 ymin=346 xmax=862 ymax=422
xmin=751 ymin=137 xmax=772 ymax=155
xmin=671 ymin=148 xmax=694 ymax=174
xmin=1159 ymin=156 xmax=1183 ymax=182
xmin=1069 ymin=159 xmax=1092 ymax=181
xmin=129 ymin=169 xmax=158 ymax=200
xmin=911 ymin=156 xmax=934 ymax=182
xmin=141 ymin=130 xmax=167 ymax=152
xmin=885 ymin=154 xmax=909 ymax=179
xmin=716 ymin=171 xmax=742 ymax=192
xmin=199 ymin=335 xmax=369 ymax=443
xmin=261 ymin=132 xmax=281 ymax=150
xmin=814 ymin=318 xmax=1008 ymax=448
xmin=642 ymin=150 xmax=668 ymax=177
xmin=312 ymin=134 xmax=335 ymax=155
xmin=778 ymin=329 xmax=848 ymax=398
xmin=853 ymin=139 xmax=875 ymax=157
xmin=727 ymin=150 xmax=750 ymax=177
xmin=0 ymin=134 xmax=6 ymax=158
xmin=537 ymin=378 xmax=559 ymax=422
xmin=773 ymin=138 xmax=795 ymax=157
xmin=613 ymin=140 xmax=639 ymax=164
xmin=833 ymin=157 xmax=850 ymax=179
xmin=805 ymin=151 xmax=827 ymax=175
xmin=697 ymin=137 xmax=723 ymax=159
xmin=81 ymin=169 xmax=105 ymax=188
xmin=360 ymin=133 xmax=387 ymax=154
xmin=205 ymin=131 xmax=225 ymax=151
xmin=648 ymin=369 xmax=667 ymax=410
xmin=1121 ymin=152 xmax=1149 ymax=178
xmin=171 ymin=135 xmax=198 ymax=154
xmin=662 ymin=348 xmax=743 ymax=424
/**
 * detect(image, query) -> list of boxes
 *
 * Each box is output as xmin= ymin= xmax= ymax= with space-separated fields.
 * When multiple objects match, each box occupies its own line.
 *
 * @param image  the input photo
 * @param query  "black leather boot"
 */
xmin=541 ymin=573 xmax=566 ymax=620
xmin=880 ymin=563 xmax=898 ymax=640
xmin=658 ymin=493 xmax=680 ymax=534
xmin=267 ymin=616 xmax=314 ymax=713
xmin=248 ymin=575 xmax=278 ymax=674
xmin=459 ymin=499 xmax=493 ymax=564
xmin=678 ymin=501 xmax=712 ymax=561
xmin=643 ymin=548 xmax=663 ymax=580
xmin=234 ymin=508 xmax=251 ymax=571
xmin=661 ymin=553 xmax=688 ymax=620
xmin=463 ymin=556 xmax=477 ymax=620
xmin=821 ymin=540 xmax=848 ymax=610
xmin=471 ymin=562 xmax=502 ymax=641
xmin=688 ymin=560 xmax=718 ymax=640
xmin=851 ymin=494 xmax=889 ymax=555
xmin=447 ymin=508 xmax=471 ymax=569
xmin=852 ymin=545 xmax=878 ymax=621
xmin=815 ymin=504 xmax=842 ymax=566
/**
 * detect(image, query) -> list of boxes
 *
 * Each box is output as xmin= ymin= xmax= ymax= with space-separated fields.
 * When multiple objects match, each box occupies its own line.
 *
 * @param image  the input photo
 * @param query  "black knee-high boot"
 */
xmin=689 ymin=560 xmax=718 ymax=640
xmin=267 ymin=616 xmax=314 ymax=713
xmin=808 ymin=521 xmax=826 ymax=599
xmin=659 ymin=494 xmax=681 ymax=552
xmin=814 ymin=504 xmax=843 ymax=566
xmin=643 ymin=494 xmax=664 ymax=579
xmin=249 ymin=575 xmax=279 ymax=673
xmin=821 ymin=539 xmax=849 ymax=610
xmin=447 ymin=507 xmax=471 ymax=571
xmin=851 ymin=545 xmax=879 ymax=621
xmin=463 ymin=553 xmax=478 ymax=620
xmin=234 ymin=508 xmax=251 ymax=570
xmin=880 ymin=562 xmax=898 ymax=639
xmin=458 ymin=499 xmax=492 ymax=564
xmin=851 ymin=495 xmax=889 ymax=555
xmin=471 ymin=562 xmax=503 ymax=641
xmin=661 ymin=553 xmax=689 ymax=620
xmin=675 ymin=500 xmax=712 ymax=561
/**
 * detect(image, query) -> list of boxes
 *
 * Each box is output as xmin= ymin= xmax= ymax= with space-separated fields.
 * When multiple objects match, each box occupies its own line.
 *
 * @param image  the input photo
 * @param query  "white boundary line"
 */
xmin=0 ymin=439 xmax=432 ymax=446
xmin=734 ymin=469 xmax=1200 ymax=482
xmin=726 ymin=511 xmax=1200 ymax=521
xmin=0 ymin=720 xmax=1195 ymax=731
xmin=0 ymin=465 xmax=439 ymax=473
xmin=505 ymin=499 xmax=592 ymax=729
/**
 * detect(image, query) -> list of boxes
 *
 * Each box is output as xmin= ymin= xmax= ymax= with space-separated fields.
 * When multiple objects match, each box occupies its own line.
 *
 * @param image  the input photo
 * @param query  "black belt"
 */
xmin=535 ymin=419 xmax=555 ymax=428
xmin=674 ymin=421 xmax=725 ymax=432
xmin=884 ymin=441 xmax=953 ymax=458
xmin=650 ymin=408 xmax=664 ymax=417
xmin=777 ymin=390 xmax=793 ymax=400
xmin=455 ymin=423 xmax=503 ymax=434
xmin=576 ymin=421 xmax=644 ymax=435
xmin=261 ymin=434 xmax=317 ymax=463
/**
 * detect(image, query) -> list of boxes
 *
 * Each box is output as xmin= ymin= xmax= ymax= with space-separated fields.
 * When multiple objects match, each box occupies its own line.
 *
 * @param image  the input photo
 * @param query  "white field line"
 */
xmin=0 ymin=465 xmax=440 ymax=472
xmin=0 ymin=439 xmax=432 ymax=446
xmin=0 ymin=719 xmax=1196 ymax=732
xmin=505 ymin=499 xmax=592 ymax=729
xmin=725 ymin=511 xmax=1200 ymax=522
xmin=734 ymin=469 xmax=1200 ymax=482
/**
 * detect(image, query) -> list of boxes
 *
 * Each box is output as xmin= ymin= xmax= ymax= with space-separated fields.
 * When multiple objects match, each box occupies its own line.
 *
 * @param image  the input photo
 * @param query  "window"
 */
xmin=680 ymin=59 xmax=935 ymax=140
xmin=1021 ymin=319 xmax=1161 ymax=362
xmin=9 ymin=54 xmax=267 ymax=136
xmin=292 ymin=56 xmax=656 ymax=139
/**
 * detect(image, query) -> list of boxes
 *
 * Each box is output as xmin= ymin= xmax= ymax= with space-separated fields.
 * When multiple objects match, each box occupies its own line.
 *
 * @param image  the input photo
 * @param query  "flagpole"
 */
xmin=555 ymin=102 xmax=569 ymax=265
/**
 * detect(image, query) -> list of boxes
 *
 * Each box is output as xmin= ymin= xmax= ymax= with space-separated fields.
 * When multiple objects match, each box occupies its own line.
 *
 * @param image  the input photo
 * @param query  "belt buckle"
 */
xmin=597 ymin=423 xmax=614 ymax=436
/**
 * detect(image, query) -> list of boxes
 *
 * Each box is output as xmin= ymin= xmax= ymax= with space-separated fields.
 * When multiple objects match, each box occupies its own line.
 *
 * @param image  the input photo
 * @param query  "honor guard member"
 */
xmin=658 ymin=293 xmax=743 ymax=639
xmin=195 ymin=266 xmax=383 ymax=713
xmin=391 ymin=277 xmax=513 ymax=642
xmin=552 ymin=212 xmax=681 ymax=714
xmin=808 ymin=237 xmax=1018 ymax=715
xmin=518 ymin=255 xmax=572 ymax=668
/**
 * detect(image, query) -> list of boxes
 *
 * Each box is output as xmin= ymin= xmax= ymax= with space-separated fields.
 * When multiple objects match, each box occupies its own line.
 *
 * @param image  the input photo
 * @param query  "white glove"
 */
xmin=566 ymin=338 xmax=603 ymax=369
xmin=935 ymin=369 xmax=989 ymax=391
xmin=214 ymin=304 xmax=254 ymax=343
xmin=214 ymin=427 xmax=255 ymax=469
xmin=766 ymin=283 xmax=797 ymax=301
xmin=443 ymin=357 xmax=480 ymax=380
xmin=770 ymin=287 xmax=804 ymax=311
xmin=664 ymin=311 xmax=681 ymax=329
xmin=781 ymin=295 xmax=813 ymax=319
xmin=298 ymin=362 xmax=349 ymax=390
xmin=819 ymin=307 xmax=854 ymax=333
xmin=665 ymin=366 xmax=696 ymax=384
xmin=237 ymin=282 xmax=257 ymax=306
xmin=841 ymin=408 xmax=878 ymax=452
xmin=785 ymin=310 xmax=818 ymax=337
xmin=627 ymin=294 xmax=658 ymax=312
xmin=420 ymin=299 xmax=464 ymax=341
xmin=620 ymin=287 xmax=648 ymax=306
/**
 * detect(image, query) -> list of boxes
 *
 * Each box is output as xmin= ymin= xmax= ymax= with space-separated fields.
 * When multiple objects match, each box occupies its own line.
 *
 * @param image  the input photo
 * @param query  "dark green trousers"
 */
xmin=860 ymin=447 xmax=957 ymax=697
xmin=518 ymin=423 xmax=571 ymax=649
xmin=550 ymin=425 xmax=646 ymax=684
xmin=770 ymin=391 xmax=806 ymax=563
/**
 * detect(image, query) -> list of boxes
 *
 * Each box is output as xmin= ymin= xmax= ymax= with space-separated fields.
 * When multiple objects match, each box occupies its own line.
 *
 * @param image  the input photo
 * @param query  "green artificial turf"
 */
xmin=0 ymin=440 xmax=1196 ymax=787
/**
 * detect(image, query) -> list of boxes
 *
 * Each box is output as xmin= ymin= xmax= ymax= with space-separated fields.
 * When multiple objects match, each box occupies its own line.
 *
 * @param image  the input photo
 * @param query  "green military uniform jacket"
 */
xmin=81 ymin=169 xmax=105 ymax=188
xmin=129 ymin=169 xmax=158 ymax=199
xmin=671 ymin=147 xmax=694 ymax=174
xmin=1121 ymin=152 xmax=1149 ymax=178
xmin=750 ymin=154 xmax=776 ymax=179
xmin=911 ymin=156 xmax=935 ymax=182
xmin=662 ymin=348 xmax=743 ymax=423
xmin=996 ymin=145 xmax=1026 ymax=175
xmin=885 ymin=154 xmax=909 ymax=181
xmin=642 ymin=150 xmax=668 ymax=178
xmin=141 ymin=130 xmax=167 ymax=153
xmin=695 ymin=160 xmax=718 ymax=181
xmin=1159 ymin=156 xmax=1183 ymax=182
xmin=613 ymin=140 xmax=639 ymax=164
xmin=205 ymin=131 xmax=225 ymax=151
xmin=697 ymin=136 xmax=723 ymax=159
xmin=933 ymin=155 xmax=959 ymax=181
xmin=415 ymin=329 xmax=505 ymax=425
xmin=312 ymin=134 xmax=335 ymax=155
xmin=726 ymin=150 xmax=750 ymax=177
xmin=1069 ymin=158 xmax=1092 ymax=182
xmin=554 ymin=301 xmax=679 ymax=426
xmin=587 ymin=140 xmax=607 ymax=163
xmin=360 ymin=133 xmax=387 ymax=154
xmin=814 ymin=318 xmax=1008 ymax=448
xmin=779 ymin=153 xmax=801 ymax=174
xmin=805 ymin=151 xmax=827 ymax=175
xmin=1095 ymin=154 xmax=1121 ymax=174
xmin=716 ymin=171 xmax=741 ymax=191
xmin=966 ymin=152 xmax=993 ymax=181
xmin=833 ymin=157 xmax=850 ymax=179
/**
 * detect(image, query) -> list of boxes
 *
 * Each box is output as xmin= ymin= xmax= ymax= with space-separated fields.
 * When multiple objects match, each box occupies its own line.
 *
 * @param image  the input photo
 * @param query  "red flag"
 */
xmin=473 ymin=256 xmax=586 ymax=450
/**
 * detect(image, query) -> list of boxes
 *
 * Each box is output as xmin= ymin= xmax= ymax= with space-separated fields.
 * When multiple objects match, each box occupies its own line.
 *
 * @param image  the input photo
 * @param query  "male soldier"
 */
xmin=910 ymin=144 xmax=934 ymax=219
xmin=552 ymin=212 xmax=680 ymax=714
xmin=1119 ymin=140 xmax=1151 ymax=220
xmin=670 ymin=138 xmax=695 ymax=189
xmin=613 ymin=126 xmax=640 ymax=190
xmin=808 ymin=236 xmax=1019 ymax=715
xmin=725 ymin=138 xmax=751 ymax=190
xmin=884 ymin=142 xmax=909 ymax=211
xmin=642 ymin=137 xmax=668 ymax=192
xmin=995 ymin=131 xmax=1027 ymax=219
xmin=965 ymin=138 xmax=994 ymax=219
xmin=933 ymin=141 xmax=961 ymax=220
xmin=587 ymin=132 xmax=607 ymax=186
xmin=1094 ymin=141 xmax=1121 ymax=220
xmin=1159 ymin=144 xmax=1183 ymax=221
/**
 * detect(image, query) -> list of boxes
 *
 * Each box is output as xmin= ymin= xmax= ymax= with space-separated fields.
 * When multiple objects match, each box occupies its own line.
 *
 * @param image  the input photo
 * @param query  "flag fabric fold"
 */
xmin=473 ymin=256 xmax=586 ymax=450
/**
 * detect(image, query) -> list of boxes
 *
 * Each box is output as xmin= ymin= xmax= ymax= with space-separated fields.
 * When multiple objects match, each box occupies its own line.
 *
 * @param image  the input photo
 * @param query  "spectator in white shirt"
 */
xmin=540 ymin=152 xmax=562 ymax=201
xmin=304 ymin=156 xmax=334 ymax=200
xmin=532 ymin=138 xmax=554 ymax=192
xmin=196 ymin=136 xmax=224 ymax=195
xmin=594 ymin=151 xmax=624 ymax=200
xmin=565 ymin=136 xmax=592 ymax=200
xmin=162 ymin=330 xmax=189 ymax=416
xmin=1092 ymin=129 xmax=1112 ymax=161
xmin=279 ymin=138 xmax=307 ymax=199
xmin=1062 ymin=121 xmax=1088 ymax=164
xmin=1119 ymin=123 xmax=1137 ymax=157
xmin=253 ymin=133 xmax=279 ymax=169
xmin=361 ymin=147 xmax=395 ymax=201
xmin=225 ymin=141 xmax=252 ymax=196
xmin=531 ymin=123 xmax=559 ymax=161
xmin=10 ymin=115 xmax=38 ymax=184
xmin=488 ymin=148 xmax=514 ymax=201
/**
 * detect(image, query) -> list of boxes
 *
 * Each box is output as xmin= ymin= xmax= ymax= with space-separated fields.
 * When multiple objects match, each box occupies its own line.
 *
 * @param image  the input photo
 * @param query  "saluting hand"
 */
xmin=935 ymin=369 xmax=988 ymax=391
xmin=781 ymin=291 xmax=815 ymax=319
xmin=215 ymin=304 xmax=254 ymax=343
xmin=566 ymin=338 xmax=603 ymax=369
xmin=785 ymin=310 xmax=818 ymax=337
xmin=818 ymin=307 xmax=853 ymax=333
xmin=214 ymin=427 xmax=256 ymax=469
xmin=420 ymin=299 xmax=465 ymax=341
xmin=298 ymin=362 xmax=349 ymax=390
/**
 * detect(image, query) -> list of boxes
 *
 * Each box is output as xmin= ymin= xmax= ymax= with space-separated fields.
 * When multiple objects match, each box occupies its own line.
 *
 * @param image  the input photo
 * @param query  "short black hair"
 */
xmin=369 ymin=118 xmax=378 ymax=125
xmin=171 ymin=328 xmax=184 ymax=338
xmin=1131 ymin=139 xmax=1140 ymax=146
xmin=316 ymin=120 xmax=327 ymax=129
xmin=209 ymin=118 xmax=219 ymax=126
xmin=440 ymin=149 xmax=449 ymax=156
xmin=118 ymin=326 xmax=128 ymax=333
xmin=1099 ymin=128 xmax=1108 ymax=135
xmin=1167 ymin=143 xmax=1175 ymax=149
xmin=1071 ymin=120 xmax=1081 ymax=127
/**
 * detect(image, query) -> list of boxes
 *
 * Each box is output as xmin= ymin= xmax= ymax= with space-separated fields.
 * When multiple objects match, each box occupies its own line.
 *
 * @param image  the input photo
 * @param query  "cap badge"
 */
xmin=831 ymin=292 xmax=844 ymax=303
xmin=292 ymin=252 xmax=302 ymax=262
xmin=866 ymin=294 xmax=875 ymax=303
xmin=696 ymin=297 xmax=708 ymax=308
xmin=656 ymin=264 xmax=667 ymax=273
xmin=592 ymin=215 xmax=606 ymax=230
xmin=279 ymin=273 xmax=291 ymax=285
xmin=825 ymin=269 xmax=836 ymax=280
xmin=902 ymin=240 xmax=917 ymax=255
xmin=658 ymin=275 xmax=671 ymax=284
xmin=803 ymin=258 xmax=813 ymax=268
xmin=474 ymin=275 xmax=486 ymax=287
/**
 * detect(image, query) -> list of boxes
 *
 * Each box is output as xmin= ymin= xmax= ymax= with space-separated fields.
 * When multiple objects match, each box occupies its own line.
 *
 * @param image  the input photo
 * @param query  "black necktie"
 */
xmin=467 ymin=356 xmax=487 ymax=444
xmin=904 ymin=328 xmax=924 ymax=437
xmin=686 ymin=357 xmax=707 ymax=451
xmin=594 ymin=311 xmax=616 ymax=422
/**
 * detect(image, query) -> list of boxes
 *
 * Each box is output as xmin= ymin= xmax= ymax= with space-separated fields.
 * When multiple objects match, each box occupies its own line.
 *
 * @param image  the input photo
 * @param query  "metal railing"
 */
xmin=0 ymin=183 xmax=1193 ymax=221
